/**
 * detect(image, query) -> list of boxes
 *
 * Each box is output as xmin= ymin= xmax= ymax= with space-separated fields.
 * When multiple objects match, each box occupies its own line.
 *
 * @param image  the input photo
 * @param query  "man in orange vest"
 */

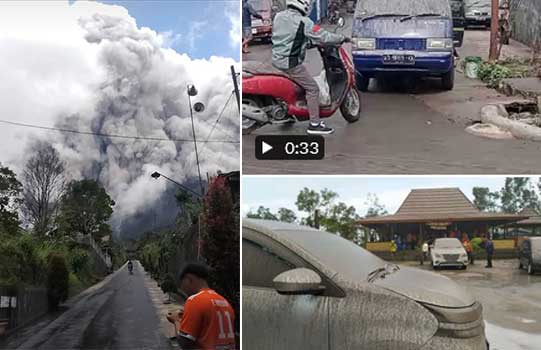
xmin=462 ymin=236 xmax=474 ymax=265
xmin=175 ymin=263 xmax=236 ymax=350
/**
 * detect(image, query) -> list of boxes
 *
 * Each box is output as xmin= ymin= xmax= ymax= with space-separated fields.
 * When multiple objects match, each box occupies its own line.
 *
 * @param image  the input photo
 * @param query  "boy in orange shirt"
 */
xmin=176 ymin=263 xmax=236 ymax=350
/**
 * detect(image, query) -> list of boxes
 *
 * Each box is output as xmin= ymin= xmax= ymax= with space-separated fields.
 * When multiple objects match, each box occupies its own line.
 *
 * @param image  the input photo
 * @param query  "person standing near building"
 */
xmin=420 ymin=241 xmax=429 ymax=265
xmin=484 ymin=236 xmax=494 ymax=268
xmin=390 ymin=240 xmax=397 ymax=257
xmin=176 ymin=263 xmax=236 ymax=350
xmin=462 ymin=235 xmax=474 ymax=265
xmin=242 ymin=0 xmax=263 ymax=54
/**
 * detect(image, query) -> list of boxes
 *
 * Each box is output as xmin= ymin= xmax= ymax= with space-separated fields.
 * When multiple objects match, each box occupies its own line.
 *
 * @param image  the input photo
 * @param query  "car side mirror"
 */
xmin=273 ymin=268 xmax=325 ymax=295
xmin=337 ymin=17 xmax=345 ymax=28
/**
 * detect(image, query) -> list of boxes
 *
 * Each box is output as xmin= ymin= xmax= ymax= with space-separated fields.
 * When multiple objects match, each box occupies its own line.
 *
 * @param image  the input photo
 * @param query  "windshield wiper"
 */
xmin=400 ymin=13 xmax=445 ymax=22
xmin=367 ymin=263 xmax=400 ymax=283
xmin=360 ymin=13 xmax=408 ymax=22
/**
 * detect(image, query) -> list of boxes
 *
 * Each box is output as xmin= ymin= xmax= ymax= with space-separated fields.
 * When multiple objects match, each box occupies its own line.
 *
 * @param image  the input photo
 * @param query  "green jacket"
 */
xmin=272 ymin=8 xmax=345 ymax=70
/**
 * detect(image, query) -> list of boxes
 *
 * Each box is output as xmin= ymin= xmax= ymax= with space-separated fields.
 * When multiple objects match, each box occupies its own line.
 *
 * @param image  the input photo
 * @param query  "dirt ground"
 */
xmin=405 ymin=259 xmax=541 ymax=350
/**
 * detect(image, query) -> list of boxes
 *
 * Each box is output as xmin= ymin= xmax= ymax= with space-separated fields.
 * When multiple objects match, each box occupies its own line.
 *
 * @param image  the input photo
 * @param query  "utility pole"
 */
xmin=230 ymin=65 xmax=240 ymax=112
xmin=187 ymin=85 xmax=205 ymax=196
xmin=489 ymin=0 xmax=499 ymax=61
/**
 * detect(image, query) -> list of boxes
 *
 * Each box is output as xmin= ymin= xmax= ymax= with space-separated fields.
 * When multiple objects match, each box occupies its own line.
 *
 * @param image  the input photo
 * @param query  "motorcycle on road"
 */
xmin=242 ymin=18 xmax=362 ymax=134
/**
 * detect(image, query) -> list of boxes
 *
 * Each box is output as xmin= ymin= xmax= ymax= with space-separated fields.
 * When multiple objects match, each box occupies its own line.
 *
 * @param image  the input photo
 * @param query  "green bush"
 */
xmin=160 ymin=273 xmax=177 ymax=295
xmin=477 ymin=59 xmax=530 ymax=88
xmin=47 ymin=253 xmax=69 ymax=309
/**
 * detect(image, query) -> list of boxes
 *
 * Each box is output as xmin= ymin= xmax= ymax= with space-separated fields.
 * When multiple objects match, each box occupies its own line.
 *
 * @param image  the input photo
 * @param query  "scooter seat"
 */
xmin=243 ymin=61 xmax=289 ymax=78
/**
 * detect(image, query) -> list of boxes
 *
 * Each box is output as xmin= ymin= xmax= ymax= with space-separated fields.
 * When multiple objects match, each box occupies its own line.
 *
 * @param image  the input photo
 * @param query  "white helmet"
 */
xmin=286 ymin=0 xmax=313 ymax=16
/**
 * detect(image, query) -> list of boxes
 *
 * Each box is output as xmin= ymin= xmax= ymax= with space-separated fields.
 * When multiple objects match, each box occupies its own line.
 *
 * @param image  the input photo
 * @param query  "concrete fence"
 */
xmin=0 ymin=285 xmax=48 ymax=334
xmin=510 ymin=0 xmax=541 ymax=48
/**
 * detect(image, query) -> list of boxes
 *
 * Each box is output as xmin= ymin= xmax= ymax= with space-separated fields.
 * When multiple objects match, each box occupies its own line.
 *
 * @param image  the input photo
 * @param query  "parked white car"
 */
xmin=431 ymin=238 xmax=469 ymax=269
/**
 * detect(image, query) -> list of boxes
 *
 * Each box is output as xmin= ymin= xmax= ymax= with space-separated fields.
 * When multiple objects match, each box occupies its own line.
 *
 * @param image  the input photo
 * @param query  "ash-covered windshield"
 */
xmin=355 ymin=0 xmax=452 ymax=18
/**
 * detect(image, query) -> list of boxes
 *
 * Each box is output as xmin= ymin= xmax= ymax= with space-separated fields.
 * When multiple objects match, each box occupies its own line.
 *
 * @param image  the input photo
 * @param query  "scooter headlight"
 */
xmin=427 ymin=38 xmax=453 ymax=50
xmin=354 ymin=38 xmax=376 ymax=50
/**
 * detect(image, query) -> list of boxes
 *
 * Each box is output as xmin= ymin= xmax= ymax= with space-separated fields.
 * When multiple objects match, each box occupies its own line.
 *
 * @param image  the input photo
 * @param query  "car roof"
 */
xmin=435 ymin=237 xmax=460 ymax=241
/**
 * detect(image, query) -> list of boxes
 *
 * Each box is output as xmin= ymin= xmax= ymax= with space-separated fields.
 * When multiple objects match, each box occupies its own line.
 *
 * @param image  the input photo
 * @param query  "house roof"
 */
xmin=516 ymin=207 xmax=541 ymax=225
xmin=359 ymin=187 xmax=528 ymax=225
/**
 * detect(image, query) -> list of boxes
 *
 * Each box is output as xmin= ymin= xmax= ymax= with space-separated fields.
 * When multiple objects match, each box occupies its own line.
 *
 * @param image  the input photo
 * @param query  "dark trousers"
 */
xmin=468 ymin=251 xmax=474 ymax=265
xmin=486 ymin=254 xmax=492 ymax=267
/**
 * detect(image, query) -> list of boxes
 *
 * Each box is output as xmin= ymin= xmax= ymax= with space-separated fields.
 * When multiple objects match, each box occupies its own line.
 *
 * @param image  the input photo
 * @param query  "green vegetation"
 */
xmin=1 ymin=146 xmax=119 ymax=307
xmin=477 ymin=58 xmax=531 ymax=88
xmin=247 ymin=187 xmax=365 ymax=243
xmin=47 ymin=254 xmax=69 ymax=309
xmin=473 ymin=177 xmax=541 ymax=213
xmin=56 ymin=179 xmax=115 ymax=241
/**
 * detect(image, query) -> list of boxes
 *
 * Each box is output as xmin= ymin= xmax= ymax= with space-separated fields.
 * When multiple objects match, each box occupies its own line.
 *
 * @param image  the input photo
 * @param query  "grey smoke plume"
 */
xmin=0 ymin=2 xmax=239 ymax=238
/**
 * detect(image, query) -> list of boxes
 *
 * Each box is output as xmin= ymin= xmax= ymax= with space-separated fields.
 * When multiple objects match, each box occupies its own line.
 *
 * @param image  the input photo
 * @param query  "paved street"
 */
xmin=407 ymin=259 xmax=541 ymax=350
xmin=0 ymin=261 xmax=171 ymax=350
xmin=242 ymin=20 xmax=541 ymax=174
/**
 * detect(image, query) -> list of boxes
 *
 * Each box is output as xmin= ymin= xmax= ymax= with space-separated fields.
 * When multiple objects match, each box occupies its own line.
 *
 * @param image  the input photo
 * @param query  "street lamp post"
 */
xmin=150 ymin=171 xmax=203 ymax=260
xmin=187 ymin=84 xmax=205 ymax=197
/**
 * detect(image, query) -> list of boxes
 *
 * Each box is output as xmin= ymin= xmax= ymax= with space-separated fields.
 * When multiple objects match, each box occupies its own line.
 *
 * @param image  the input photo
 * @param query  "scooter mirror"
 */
xmin=337 ymin=17 xmax=345 ymax=28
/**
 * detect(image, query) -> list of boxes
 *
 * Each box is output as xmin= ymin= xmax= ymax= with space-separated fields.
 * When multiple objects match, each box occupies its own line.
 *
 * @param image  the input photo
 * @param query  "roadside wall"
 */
xmin=0 ymin=286 xmax=48 ymax=333
xmin=510 ymin=0 xmax=541 ymax=48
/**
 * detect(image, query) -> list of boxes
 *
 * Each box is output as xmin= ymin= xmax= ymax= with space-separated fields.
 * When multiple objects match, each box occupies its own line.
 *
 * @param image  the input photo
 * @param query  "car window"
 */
xmin=242 ymin=239 xmax=296 ymax=288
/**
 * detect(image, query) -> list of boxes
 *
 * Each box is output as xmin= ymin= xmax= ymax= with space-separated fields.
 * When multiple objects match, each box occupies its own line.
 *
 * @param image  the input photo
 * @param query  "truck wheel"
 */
xmin=442 ymin=68 xmax=455 ymax=90
xmin=356 ymin=73 xmax=370 ymax=92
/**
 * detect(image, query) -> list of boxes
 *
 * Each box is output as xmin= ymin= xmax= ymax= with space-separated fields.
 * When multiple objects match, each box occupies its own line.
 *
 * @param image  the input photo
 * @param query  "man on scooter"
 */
xmin=272 ymin=0 xmax=349 ymax=135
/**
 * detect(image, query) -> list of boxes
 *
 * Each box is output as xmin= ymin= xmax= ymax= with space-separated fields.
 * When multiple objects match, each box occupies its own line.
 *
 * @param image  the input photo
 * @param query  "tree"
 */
xmin=0 ymin=165 xmax=22 ymax=235
xmin=499 ymin=177 xmax=540 ymax=213
xmin=364 ymin=193 xmax=388 ymax=217
xmin=175 ymin=190 xmax=201 ymax=225
xmin=21 ymin=141 xmax=65 ymax=235
xmin=277 ymin=208 xmax=297 ymax=223
xmin=295 ymin=187 xmax=361 ymax=242
xmin=246 ymin=206 xmax=277 ymax=220
xmin=296 ymin=188 xmax=338 ymax=227
xmin=473 ymin=187 xmax=500 ymax=212
xmin=203 ymin=175 xmax=239 ymax=315
xmin=47 ymin=253 xmax=69 ymax=310
xmin=321 ymin=202 xmax=361 ymax=242
xmin=56 ymin=179 xmax=115 ymax=241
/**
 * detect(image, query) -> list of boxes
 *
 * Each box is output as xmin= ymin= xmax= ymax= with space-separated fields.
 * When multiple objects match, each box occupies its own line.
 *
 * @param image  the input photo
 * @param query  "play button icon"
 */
xmin=261 ymin=141 xmax=273 ymax=155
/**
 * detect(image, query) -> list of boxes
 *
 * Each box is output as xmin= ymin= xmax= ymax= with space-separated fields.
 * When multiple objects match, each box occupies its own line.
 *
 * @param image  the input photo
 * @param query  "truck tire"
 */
xmin=442 ymin=68 xmax=455 ymax=90
xmin=356 ymin=73 xmax=370 ymax=92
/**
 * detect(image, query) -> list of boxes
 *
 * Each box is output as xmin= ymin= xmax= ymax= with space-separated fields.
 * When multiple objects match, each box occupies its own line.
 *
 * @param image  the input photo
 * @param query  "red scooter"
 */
xmin=242 ymin=20 xmax=362 ymax=134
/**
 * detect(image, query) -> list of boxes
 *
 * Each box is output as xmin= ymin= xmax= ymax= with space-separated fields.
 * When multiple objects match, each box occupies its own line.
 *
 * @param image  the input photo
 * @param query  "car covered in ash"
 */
xmin=243 ymin=219 xmax=488 ymax=350
xmin=465 ymin=0 xmax=491 ymax=28
xmin=249 ymin=0 xmax=273 ymax=41
xmin=518 ymin=237 xmax=541 ymax=275
xmin=430 ymin=237 xmax=469 ymax=269
xmin=351 ymin=0 xmax=456 ymax=91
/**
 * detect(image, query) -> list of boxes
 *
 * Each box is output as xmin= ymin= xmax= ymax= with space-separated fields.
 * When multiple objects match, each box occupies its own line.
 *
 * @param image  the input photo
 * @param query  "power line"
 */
xmin=200 ymin=92 xmax=238 ymax=156
xmin=0 ymin=119 xmax=239 ymax=144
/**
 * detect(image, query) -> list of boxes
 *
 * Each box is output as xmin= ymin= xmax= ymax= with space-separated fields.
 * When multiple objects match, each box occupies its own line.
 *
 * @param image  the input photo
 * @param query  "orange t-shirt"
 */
xmin=179 ymin=288 xmax=236 ymax=350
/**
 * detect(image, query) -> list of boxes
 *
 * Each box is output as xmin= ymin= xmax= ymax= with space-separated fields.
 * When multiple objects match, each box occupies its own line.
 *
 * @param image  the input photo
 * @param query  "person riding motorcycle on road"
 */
xmin=272 ymin=0 xmax=349 ymax=135
xmin=127 ymin=260 xmax=133 ymax=273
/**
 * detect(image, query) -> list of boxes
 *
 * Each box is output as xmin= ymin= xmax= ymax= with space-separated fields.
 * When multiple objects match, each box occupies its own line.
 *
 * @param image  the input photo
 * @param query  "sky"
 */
xmin=101 ymin=0 xmax=240 ymax=60
xmin=242 ymin=176 xmax=527 ymax=218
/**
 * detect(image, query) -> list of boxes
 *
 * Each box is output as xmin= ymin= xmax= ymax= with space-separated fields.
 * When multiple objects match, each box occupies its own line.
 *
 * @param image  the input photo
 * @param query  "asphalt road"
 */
xmin=242 ymin=22 xmax=541 ymax=175
xmin=408 ymin=259 xmax=541 ymax=350
xmin=2 ymin=261 xmax=170 ymax=350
